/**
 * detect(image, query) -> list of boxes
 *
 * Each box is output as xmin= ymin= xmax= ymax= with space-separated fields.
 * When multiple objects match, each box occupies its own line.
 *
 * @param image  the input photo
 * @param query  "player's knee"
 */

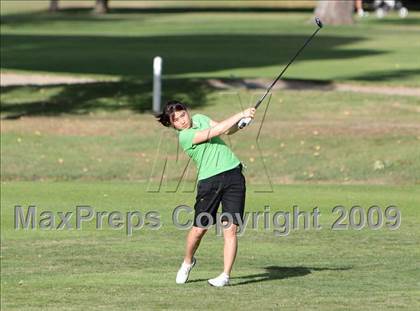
xmin=223 ymin=223 xmax=238 ymax=237
xmin=192 ymin=226 xmax=207 ymax=238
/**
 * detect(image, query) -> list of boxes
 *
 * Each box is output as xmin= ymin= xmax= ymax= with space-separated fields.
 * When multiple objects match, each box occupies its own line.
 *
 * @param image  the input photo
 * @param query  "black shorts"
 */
xmin=193 ymin=163 xmax=246 ymax=228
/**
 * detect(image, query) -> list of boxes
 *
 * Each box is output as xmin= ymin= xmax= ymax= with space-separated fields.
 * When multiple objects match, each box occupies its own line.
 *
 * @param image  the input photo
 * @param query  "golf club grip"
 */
xmin=238 ymin=117 xmax=252 ymax=129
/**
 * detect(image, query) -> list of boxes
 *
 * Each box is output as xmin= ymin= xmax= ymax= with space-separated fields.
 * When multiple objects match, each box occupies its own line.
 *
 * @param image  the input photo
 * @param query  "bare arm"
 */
xmin=192 ymin=108 xmax=255 ymax=144
xmin=209 ymin=119 xmax=238 ymax=136
xmin=225 ymin=124 xmax=240 ymax=135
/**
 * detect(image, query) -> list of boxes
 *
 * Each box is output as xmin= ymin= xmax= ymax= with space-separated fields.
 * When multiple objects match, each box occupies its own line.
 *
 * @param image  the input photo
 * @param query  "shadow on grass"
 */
xmin=1 ymin=33 xmax=383 ymax=77
xmin=348 ymin=68 xmax=420 ymax=82
xmin=0 ymin=31 xmax=385 ymax=118
xmin=0 ymin=77 xmax=343 ymax=119
xmin=3 ymin=67 xmax=418 ymax=119
xmin=0 ymin=78 xmax=213 ymax=119
xmin=189 ymin=265 xmax=352 ymax=286
xmin=96 ymin=7 xmax=314 ymax=14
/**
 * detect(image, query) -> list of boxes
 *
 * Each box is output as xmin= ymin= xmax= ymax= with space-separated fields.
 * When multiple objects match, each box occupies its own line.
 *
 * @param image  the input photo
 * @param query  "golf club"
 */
xmin=238 ymin=17 xmax=323 ymax=129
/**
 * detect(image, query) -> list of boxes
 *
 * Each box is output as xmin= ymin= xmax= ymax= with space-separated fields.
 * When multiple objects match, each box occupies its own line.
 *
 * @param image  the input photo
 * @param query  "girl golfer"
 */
xmin=156 ymin=100 xmax=255 ymax=287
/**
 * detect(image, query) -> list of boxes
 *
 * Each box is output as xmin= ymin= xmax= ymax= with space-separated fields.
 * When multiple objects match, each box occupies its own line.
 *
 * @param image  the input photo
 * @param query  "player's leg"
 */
xmin=184 ymin=226 xmax=207 ymax=264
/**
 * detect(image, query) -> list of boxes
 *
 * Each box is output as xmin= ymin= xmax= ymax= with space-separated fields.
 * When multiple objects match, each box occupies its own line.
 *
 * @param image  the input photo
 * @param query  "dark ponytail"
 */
xmin=155 ymin=100 xmax=188 ymax=127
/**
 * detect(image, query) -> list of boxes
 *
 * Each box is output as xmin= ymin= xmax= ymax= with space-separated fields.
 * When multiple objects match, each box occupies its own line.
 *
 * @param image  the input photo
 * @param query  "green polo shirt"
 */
xmin=178 ymin=114 xmax=240 ymax=180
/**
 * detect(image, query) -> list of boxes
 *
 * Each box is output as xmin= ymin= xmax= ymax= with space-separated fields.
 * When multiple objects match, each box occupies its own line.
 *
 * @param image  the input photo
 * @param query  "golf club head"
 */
xmin=315 ymin=17 xmax=323 ymax=28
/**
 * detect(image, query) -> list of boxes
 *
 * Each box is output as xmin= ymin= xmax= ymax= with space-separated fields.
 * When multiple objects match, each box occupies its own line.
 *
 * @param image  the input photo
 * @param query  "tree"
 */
xmin=49 ymin=0 xmax=59 ymax=12
xmin=93 ymin=0 xmax=109 ymax=14
xmin=314 ymin=0 xmax=354 ymax=25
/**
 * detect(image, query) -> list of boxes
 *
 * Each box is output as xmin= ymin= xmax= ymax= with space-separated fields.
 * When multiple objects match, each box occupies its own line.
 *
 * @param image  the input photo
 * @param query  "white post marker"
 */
xmin=153 ymin=56 xmax=162 ymax=113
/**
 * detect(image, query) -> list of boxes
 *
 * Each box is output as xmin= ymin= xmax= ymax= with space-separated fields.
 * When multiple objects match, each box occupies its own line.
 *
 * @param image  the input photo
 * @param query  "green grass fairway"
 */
xmin=1 ymin=182 xmax=419 ymax=310
xmin=2 ymin=89 xmax=419 ymax=185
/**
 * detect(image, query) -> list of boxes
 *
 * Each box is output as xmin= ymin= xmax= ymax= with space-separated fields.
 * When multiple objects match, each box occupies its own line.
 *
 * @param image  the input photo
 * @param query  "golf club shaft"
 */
xmin=254 ymin=26 xmax=321 ymax=109
xmin=238 ymin=18 xmax=322 ymax=129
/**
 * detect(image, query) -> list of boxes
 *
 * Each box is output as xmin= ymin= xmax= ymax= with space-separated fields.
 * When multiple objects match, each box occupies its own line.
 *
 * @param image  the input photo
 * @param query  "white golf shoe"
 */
xmin=208 ymin=272 xmax=230 ymax=287
xmin=175 ymin=257 xmax=196 ymax=284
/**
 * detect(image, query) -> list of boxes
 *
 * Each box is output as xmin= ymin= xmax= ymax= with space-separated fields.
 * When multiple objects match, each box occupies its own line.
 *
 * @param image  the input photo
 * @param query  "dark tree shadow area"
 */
xmin=1 ymin=31 xmax=384 ymax=118
xmin=0 ymin=78 xmax=214 ymax=119
xmin=1 ymin=34 xmax=383 ymax=77
xmin=0 ymin=77 xmax=345 ymax=119
xmin=189 ymin=265 xmax=352 ymax=286
xmin=348 ymin=68 xmax=420 ymax=82
xmin=109 ymin=6 xmax=314 ymax=14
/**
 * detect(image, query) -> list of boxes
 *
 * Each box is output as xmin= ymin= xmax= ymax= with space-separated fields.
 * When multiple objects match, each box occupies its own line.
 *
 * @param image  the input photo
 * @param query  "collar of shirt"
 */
xmin=192 ymin=119 xmax=199 ymax=129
